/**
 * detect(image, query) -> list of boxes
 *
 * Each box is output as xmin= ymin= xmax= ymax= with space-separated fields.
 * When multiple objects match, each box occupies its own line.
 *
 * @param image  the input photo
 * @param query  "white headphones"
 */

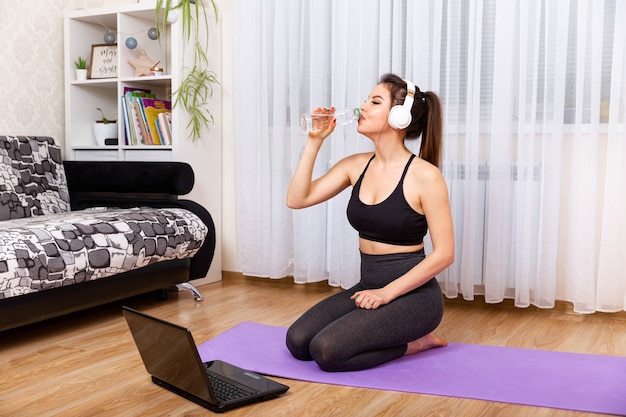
xmin=388 ymin=79 xmax=416 ymax=130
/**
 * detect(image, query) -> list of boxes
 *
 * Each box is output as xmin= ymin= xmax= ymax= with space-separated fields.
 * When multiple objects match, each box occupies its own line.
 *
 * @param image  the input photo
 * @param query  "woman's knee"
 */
xmin=309 ymin=335 xmax=345 ymax=372
xmin=286 ymin=325 xmax=313 ymax=361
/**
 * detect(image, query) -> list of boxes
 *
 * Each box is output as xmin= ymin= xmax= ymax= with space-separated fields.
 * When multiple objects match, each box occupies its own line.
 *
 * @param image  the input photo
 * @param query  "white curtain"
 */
xmin=232 ymin=0 xmax=626 ymax=313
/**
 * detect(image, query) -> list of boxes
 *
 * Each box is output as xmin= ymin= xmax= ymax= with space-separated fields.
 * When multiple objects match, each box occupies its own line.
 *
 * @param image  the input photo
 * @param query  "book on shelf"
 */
xmin=122 ymin=87 xmax=154 ymax=145
xmin=121 ymin=96 xmax=131 ymax=145
xmin=139 ymin=97 xmax=171 ymax=145
xmin=121 ymin=87 xmax=173 ymax=146
xmin=133 ymin=100 xmax=153 ymax=144
xmin=157 ymin=111 xmax=172 ymax=145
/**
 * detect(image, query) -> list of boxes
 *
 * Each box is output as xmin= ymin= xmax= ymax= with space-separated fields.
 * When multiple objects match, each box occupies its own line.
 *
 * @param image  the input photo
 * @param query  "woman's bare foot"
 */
xmin=405 ymin=333 xmax=448 ymax=355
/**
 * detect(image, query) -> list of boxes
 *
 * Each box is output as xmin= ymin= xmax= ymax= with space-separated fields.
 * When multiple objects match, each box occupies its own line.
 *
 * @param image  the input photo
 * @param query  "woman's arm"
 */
xmin=385 ymin=171 xmax=454 ymax=297
xmin=287 ymin=117 xmax=353 ymax=209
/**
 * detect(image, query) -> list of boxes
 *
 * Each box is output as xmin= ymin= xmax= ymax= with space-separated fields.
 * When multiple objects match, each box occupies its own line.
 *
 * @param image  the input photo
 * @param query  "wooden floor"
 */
xmin=2 ymin=273 xmax=625 ymax=417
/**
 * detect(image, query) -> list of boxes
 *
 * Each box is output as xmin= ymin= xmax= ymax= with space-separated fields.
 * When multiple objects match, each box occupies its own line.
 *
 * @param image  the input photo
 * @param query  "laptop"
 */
xmin=122 ymin=306 xmax=289 ymax=413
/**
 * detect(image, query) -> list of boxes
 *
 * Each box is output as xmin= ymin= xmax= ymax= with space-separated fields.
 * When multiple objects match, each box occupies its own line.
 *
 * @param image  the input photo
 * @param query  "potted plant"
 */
xmin=74 ymin=56 xmax=88 ymax=81
xmin=93 ymin=108 xmax=118 ymax=146
xmin=155 ymin=0 xmax=219 ymax=142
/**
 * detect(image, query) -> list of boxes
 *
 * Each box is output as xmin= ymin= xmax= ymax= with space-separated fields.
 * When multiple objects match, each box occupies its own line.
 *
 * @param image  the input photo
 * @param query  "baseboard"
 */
xmin=221 ymin=271 xmax=336 ymax=289
xmin=444 ymin=294 xmax=626 ymax=319
xmin=220 ymin=271 xmax=626 ymax=319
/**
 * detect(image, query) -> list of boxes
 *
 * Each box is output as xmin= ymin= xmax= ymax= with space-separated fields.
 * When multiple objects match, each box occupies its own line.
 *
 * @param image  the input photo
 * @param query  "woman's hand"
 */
xmin=350 ymin=289 xmax=389 ymax=309
xmin=309 ymin=107 xmax=337 ymax=140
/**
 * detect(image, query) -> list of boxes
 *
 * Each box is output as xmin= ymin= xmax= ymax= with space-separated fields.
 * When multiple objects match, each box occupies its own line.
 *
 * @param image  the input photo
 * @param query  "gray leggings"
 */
xmin=285 ymin=250 xmax=444 ymax=372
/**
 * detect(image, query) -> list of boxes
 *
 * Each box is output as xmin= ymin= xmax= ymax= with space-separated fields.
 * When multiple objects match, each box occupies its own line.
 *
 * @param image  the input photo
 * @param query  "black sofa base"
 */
xmin=0 ymin=259 xmax=192 ymax=332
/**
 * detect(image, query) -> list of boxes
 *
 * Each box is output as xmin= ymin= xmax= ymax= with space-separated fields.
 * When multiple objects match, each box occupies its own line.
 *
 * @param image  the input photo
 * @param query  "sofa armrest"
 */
xmin=63 ymin=160 xmax=194 ymax=199
xmin=63 ymin=160 xmax=216 ymax=279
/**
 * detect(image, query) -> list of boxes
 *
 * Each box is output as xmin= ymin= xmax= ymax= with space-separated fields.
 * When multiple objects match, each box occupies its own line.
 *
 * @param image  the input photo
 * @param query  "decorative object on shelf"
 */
xmin=150 ymin=65 xmax=164 ymax=76
xmin=74 ymin=56 xmax=88 ymax=81
xmin=126 ymin=29 xmax=161 ymax=49
xmin=125 ymin=36 xmax=138 ymax=49
xmin=128 ymin=50 xmax=159 ymax=77
xmin=78 ymin=8 xmax=158 ymax=51
xmin=147 ymin=27 xmax=159 ymax=40
xmin=104 ymin=31 xmax=116 ymax=44
xmin=155 ymin=0 xmax=219 ymax=141
xmin=89 ymin=44 xmax=118 ymax=79
xmin=93 ymin=108 xmax=118 ymax=146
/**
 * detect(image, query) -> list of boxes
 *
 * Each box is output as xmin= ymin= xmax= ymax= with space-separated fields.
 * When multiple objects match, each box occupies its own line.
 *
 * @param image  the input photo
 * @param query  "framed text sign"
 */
xmin=89 ymin=44 xmax=118 ymax=79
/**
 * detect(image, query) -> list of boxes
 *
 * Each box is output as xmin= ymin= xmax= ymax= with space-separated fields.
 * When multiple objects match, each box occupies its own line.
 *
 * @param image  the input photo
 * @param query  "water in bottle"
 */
xmin=300 ymin=108 xmax=361 ymax=132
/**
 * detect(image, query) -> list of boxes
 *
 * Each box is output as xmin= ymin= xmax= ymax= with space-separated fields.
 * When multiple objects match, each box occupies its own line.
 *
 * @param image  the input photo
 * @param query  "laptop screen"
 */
xmin=124 ymin=309 xmax=214 ymax=403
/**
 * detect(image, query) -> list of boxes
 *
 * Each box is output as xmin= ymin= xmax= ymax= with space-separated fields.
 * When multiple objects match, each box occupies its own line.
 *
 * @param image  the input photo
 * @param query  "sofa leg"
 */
xmin=176 ymin=282 xmax=204 ymax=302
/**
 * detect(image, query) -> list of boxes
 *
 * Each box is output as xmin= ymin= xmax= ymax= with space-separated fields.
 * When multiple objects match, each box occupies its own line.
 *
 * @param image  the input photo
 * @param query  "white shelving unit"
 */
xmin=63 ymin=3 xmax=222 ymax=284
xmin=64 ymin=4 xmax=178 ymax=160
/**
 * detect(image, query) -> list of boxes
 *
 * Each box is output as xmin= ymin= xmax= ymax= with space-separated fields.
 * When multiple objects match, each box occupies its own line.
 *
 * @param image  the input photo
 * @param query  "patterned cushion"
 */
xmin=0 ymin=136 xmax=70 ymax=221
xmin=0 ymin=206 xmax=208 ymax=299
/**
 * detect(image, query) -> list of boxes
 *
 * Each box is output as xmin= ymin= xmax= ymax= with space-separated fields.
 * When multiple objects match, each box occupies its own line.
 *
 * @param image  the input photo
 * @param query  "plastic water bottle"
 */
xmin=300 ymin=108 xmax=361 ymax=132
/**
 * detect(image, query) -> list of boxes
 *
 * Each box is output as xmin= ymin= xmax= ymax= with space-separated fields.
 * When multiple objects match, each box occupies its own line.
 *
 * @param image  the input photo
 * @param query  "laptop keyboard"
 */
xmin=204 ymin=367 xmax=256 ymax=401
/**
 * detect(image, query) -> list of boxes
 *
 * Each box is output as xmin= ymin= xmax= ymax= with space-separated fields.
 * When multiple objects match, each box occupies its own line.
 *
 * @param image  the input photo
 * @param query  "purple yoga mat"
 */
xmin=198 ymin=322 xmax=626 ymax=415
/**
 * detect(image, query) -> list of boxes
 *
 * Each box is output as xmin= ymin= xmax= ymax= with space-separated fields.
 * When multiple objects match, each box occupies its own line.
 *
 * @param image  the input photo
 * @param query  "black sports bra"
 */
xmin=346 ymin=154 xmax=428 ymax=246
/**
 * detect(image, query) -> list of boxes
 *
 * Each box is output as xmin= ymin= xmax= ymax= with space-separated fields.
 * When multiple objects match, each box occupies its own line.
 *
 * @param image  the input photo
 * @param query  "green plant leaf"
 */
xmin=74 ymin=56 xmax=87 ymax=69
xmin=96 ymin=107 xmax=113 ymax=124
xmin=155 ymin=0 xmax=219 ymax=141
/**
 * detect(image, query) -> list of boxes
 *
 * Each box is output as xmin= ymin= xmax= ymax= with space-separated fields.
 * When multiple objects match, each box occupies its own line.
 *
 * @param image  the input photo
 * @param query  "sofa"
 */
xmin=0 ymin=135 xmax=216 ymax=331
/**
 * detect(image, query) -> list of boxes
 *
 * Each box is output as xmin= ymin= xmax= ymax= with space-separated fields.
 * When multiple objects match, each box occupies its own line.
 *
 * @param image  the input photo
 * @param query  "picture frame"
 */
xmin=89 ymin=44 xmax=118 ymax=79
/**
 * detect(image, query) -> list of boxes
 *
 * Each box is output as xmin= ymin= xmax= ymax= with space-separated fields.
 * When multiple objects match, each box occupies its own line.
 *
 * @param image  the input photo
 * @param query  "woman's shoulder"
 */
xmin=348 ymin=151 xmax=375 ymax=160
xmin=337 ymin=151 xmax=375 ymax=167
xmin=334 ymin=152 xmax=375 ymax=182
xmin=409 ymin=155 xmax=445 ymax=184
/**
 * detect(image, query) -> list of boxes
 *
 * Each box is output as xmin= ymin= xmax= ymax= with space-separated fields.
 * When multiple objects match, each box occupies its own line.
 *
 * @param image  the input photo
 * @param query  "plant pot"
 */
xmin=76 ymin=69 xmax=88 ymax=81
xmin=93 ymin=122 xmax=118 ymax=146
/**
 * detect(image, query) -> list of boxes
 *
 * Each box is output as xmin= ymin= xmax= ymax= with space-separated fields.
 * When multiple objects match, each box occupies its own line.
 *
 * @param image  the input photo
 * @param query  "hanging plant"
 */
xmin=155 ymin=0 xmax=219 ymax=142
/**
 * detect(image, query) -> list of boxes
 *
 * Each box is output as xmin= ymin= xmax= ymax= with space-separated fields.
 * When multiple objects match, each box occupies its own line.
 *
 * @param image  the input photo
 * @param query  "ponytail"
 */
xmin=419 ymin=91 xmax=442 ymax=168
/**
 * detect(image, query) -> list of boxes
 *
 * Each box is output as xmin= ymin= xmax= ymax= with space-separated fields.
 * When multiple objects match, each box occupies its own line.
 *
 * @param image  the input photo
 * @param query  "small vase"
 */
xmin=76 ymin=69 xmax=88 ymax=81
xmin=93 ymin=122 xmax=118 ymax=146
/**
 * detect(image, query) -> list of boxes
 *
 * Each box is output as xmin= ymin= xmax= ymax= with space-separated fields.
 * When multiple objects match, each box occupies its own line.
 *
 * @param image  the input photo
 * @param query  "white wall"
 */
xmin=0 ymin=0 xmax=240 ymax=273
xmin=216 ymin=0 xmax=238 ymax=273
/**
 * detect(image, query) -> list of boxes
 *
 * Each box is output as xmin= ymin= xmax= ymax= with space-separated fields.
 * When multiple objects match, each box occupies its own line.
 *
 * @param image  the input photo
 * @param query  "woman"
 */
xmin=285 ymin=73 xmax=454 ymax=372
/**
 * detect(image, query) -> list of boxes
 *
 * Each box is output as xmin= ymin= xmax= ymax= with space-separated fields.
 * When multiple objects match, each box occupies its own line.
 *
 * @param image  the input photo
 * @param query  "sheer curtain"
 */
xmin=232 ymin=0 xmax=626 ymax=313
